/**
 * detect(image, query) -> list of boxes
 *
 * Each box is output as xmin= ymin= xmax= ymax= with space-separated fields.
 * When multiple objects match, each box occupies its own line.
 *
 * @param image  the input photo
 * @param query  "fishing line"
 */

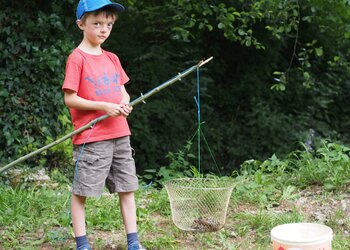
xmin=187 ymin=129 xmax=222 ymax=175
xmin=195 ymin=67 xmax=201 ymax=174
xmin=192 ymin=66 xmax=221 ymax=176
xmin=199 ymin=127 xmax=221 ymax=176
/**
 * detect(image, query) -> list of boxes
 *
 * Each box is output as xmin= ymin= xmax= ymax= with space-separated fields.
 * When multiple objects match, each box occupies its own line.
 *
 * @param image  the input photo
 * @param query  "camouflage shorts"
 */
xmin=71 ymin=136 xmax=138 ymax=197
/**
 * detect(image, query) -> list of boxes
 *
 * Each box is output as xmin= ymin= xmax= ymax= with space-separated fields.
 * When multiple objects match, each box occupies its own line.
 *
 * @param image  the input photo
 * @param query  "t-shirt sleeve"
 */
xmin=62 ymin=54 xmax=82 ymax=92
xmin=109 ymin=52 xmax=130 ymax=85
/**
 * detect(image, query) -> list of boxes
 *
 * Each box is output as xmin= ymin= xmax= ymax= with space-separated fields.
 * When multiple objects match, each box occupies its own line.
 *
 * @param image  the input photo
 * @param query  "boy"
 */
xmin=62 ymin=1 xmax=144 ymax=249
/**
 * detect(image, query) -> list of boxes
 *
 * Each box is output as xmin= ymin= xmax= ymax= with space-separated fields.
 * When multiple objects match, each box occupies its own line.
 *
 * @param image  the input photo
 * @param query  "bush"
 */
xmin=0 ymin=1 xmax=75 ymax=169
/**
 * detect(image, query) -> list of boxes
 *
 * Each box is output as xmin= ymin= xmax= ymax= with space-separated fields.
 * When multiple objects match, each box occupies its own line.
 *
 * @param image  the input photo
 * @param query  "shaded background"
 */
xmin=1 ymin=0 xmax=350 ymax=178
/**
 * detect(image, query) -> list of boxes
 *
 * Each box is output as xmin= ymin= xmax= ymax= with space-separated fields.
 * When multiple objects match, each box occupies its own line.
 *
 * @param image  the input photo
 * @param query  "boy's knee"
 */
xmin=72 ymin=194 xmax=87 ymax=203
xmin=118 ymin=191 xmax=135 ymax=200
xmin=119 ymin=191 xmax=134 ymax=196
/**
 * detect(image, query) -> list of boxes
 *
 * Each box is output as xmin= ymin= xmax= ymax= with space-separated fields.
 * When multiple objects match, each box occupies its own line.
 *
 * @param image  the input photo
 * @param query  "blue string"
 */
xmin=194 ymin=67 xmax=201 ymax=174
xmin=73 ymin=121 xmax=97 ymax=188
xmin=143 ymin=181 xmax=153 ymax=189
xmin=193 ymin=66 xmax=222 ymax=177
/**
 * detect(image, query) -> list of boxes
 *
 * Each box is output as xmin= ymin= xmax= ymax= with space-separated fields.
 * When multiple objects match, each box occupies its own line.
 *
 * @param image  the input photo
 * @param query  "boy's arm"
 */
xmin=64 ymin=89 xmax=131 ymax=117
xmin=120 ymin=85 xmax=133 ymax=114
xmin=120 ymin=85 xmax=130 ymax=104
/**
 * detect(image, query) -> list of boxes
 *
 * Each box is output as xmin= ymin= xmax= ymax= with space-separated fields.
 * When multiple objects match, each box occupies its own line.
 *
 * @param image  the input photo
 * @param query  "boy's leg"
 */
xmin=108 ymin=137 xmax=142 ymax=249
xmin=71 ymin=194 xmax=87 ymax=237
xmin=72 ymin=194 xmax=91 ymax=250
xmin=119 ymin=191 xmax=145 ymax=249
xmin=118 ymin=191 xmax=137 ymax=233
xmin=71 ymin=140 xmax=114 ymax=250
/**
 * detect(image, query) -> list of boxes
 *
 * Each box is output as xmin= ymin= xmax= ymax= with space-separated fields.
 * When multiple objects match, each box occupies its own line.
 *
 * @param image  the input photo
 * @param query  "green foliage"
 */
xmin=235 ymin=140 xmax=350 ymax=208
xmin=157 ymin=0 xmax=350 ymax=169
xmin=169 ymin=0 xmax=271 ymax=49
xmin=143 ymin=141 xmax=196 ymax=185
xmin=0 ymin=1 xmax=75 ymax=169
xmin=115 ymin=0 xmax=350 ymax=173
xmin=86 ymin=197 xmax=123 ymax=230
xmin=0 ymin=184 xmax=71 ymax=248
xmin=293 ymin=141 xmax=350 ymax=190
xmin=2 ymin=0 xmax=350 ymax=180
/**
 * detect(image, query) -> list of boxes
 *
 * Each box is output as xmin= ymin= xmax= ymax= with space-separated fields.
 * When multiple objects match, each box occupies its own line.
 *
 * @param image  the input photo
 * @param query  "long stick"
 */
xmin=0 ymin=57 xmax=213 ymax=173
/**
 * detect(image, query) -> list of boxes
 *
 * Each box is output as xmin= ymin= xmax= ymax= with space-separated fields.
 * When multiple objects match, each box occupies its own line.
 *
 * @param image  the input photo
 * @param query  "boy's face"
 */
xmin=77 ymin=13 xmax=116 ymax=47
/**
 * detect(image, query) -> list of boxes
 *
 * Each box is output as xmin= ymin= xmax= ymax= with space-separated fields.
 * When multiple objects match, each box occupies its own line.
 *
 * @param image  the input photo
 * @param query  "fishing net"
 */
xmin=164 ymin=178 xmax=234 ymax=232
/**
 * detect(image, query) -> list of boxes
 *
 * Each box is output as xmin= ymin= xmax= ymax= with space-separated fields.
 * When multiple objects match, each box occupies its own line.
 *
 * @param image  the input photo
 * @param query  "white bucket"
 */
xmin=271 ymin=223 xmax=333 ymax=250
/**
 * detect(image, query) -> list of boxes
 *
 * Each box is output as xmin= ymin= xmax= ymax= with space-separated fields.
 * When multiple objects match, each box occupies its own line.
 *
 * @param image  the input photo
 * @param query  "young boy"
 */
xmin=62 ymin=1 xmax=144 ymax=249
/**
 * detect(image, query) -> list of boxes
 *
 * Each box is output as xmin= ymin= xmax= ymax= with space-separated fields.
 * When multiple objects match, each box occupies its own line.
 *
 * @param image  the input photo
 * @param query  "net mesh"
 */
xmin=164 ymin=178 xmax=234 ymax=232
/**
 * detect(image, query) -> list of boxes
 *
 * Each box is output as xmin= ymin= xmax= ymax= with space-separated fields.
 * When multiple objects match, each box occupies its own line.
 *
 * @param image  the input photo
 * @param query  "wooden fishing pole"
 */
xmin=0 ymin=57 xmax=213 ymax=174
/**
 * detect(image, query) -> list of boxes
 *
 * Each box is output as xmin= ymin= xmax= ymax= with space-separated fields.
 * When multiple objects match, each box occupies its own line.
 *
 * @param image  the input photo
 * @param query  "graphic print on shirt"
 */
xmin=84 ymin=72 xmax=121 ymax=97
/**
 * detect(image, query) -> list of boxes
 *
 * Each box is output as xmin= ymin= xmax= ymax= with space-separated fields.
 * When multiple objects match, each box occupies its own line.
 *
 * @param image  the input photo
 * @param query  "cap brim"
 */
xmin=107 ymin=3 xmax=125 ymax=12
xmin=88 ymin=3 xmax=125 ymax=13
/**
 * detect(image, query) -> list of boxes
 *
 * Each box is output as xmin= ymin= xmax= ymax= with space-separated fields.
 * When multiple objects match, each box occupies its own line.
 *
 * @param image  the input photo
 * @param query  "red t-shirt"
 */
xmin=62 ymin=48 xmax=131 ymax=145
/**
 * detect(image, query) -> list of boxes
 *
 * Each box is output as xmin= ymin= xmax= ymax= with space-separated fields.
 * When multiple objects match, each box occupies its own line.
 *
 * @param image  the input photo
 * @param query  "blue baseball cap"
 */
xmin=76 ymin=0 xmax=125 ymax=20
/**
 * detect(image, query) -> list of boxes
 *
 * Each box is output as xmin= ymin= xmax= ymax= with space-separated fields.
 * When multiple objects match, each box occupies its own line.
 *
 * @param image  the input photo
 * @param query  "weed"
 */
xmin=2 ymin=140 xmax=350 ymax=249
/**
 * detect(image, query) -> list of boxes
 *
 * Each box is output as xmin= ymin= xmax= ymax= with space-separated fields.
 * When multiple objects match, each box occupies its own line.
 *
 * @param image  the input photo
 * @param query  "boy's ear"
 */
xmin=76 ymin=20 xmax=84 ymax=30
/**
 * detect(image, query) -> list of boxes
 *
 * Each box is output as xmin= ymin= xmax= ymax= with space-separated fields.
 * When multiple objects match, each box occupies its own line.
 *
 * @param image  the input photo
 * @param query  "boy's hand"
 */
xmin=103 ymin=102 xmax=132 ymax=117
xmin=120 ymin=103 xmax=133 ymax=117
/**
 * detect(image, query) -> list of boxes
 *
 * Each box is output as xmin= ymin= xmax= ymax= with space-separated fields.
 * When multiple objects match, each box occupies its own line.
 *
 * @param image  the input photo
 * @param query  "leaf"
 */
xmin=218 ymin=23 xmax=225 ymax=29
xmin=238 ymin=29 xmax=246 ymax=36
xmin=303 ymin=72 xmax=310 ymax=80
xmin=315 ymin=47 xmax=323 ymax=57
xmin=144 ymin=169 xmax=157 ymax=173
xmin=277 ymin=26 xmax=284 ymax=33
xmin=271 ymin=83 xmax=286 ymax=91
xmin=233 ymin=11 xmax=241 ymax=17
xmin=207 ymin=24 xmax=213 ymax=31
xmin=143 ymin=174 xmax=153 ymax=180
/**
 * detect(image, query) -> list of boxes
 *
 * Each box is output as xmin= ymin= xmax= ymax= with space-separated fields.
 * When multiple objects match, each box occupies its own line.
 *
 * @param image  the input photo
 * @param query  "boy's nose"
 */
xmin=100 ymin=28 xmax=107 ymax=33
xmin=100 ymin=25 xmax=108 ymax=33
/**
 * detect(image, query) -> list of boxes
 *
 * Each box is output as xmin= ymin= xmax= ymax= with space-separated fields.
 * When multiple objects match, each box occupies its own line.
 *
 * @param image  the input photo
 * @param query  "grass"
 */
xmin=1 ymin=140 xmax=350 ymax=249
